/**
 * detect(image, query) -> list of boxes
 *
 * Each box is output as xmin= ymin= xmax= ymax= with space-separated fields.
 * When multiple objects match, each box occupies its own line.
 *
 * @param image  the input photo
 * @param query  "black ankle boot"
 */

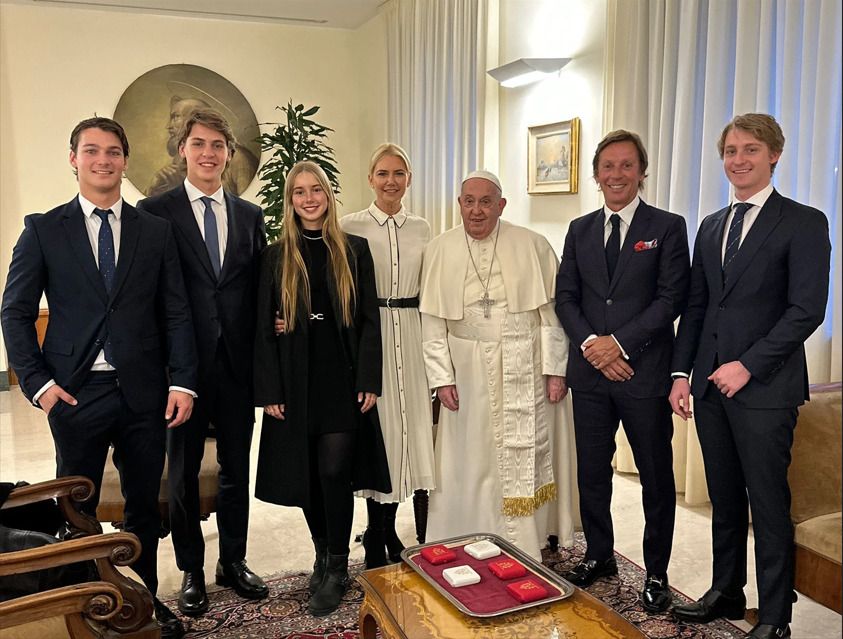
xmin=383 ymin=502 xmax=404 ymax=563
xmin=308 ymin=552 xmax=349 ymax=616
xmin=309 ymin=537 xmax=328 ymax=594
xmin=412 ymin=489 xmax=428 ymax=544
xmin=363 ymin=498 xmax=388 ymax=569
xmin=362 ymin=526 xmax=388 ymax=568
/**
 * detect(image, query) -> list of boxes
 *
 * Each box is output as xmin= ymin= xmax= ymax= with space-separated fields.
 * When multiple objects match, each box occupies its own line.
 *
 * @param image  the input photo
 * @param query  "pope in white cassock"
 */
xmin=419 ymin=170 xmax=577 ymax=560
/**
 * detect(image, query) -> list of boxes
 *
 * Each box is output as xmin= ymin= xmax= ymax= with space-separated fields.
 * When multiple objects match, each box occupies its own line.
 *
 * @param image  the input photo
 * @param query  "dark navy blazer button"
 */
xmin=95 ymin=339 xmax=103 ymax=346
xmin=718 ymin=305 xmax=725 ymax=310
xmin=606 ymin=299 xmax=613 ymax=305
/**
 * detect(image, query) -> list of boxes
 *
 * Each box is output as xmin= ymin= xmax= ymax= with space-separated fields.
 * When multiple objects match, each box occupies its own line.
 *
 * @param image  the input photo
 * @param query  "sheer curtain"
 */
xmin=604 ymin=0 xmax=842 ymax=503
xmin=384 ymin=0 xmax=489 ymax=236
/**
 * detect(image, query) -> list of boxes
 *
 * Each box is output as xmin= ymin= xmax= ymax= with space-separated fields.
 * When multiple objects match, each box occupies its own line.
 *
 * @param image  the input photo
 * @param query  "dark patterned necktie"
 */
xmin=722 ymin=202 xmax=751 ymax=282
xmin=605 ymin=213 xmax=621 ymax=280
xmin=94 ymin=208 xmax=115 ymax=364
xmin=201 ymin=196 xmax=222 ymax=278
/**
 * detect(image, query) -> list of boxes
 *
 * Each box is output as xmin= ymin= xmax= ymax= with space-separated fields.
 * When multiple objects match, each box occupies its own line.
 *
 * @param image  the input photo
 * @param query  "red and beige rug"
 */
xmin=164 ymin=535 xmax=744 ymax=639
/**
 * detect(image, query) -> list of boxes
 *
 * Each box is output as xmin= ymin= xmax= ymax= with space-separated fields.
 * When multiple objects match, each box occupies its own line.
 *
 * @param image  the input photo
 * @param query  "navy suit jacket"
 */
xmin=556 ymin=200 xmax=690 ymax=398
xmin=671 ymin=189 xmax=830 ymax=408
xmin=1 ymin=198 xmax=197 ymax=413
xmin=137 ymin=185 xmax=266 ymax=385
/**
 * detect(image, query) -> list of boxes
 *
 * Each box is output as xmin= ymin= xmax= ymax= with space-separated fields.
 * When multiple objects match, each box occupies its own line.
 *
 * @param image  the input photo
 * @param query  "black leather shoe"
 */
xmin=672 ymin=589 xmax=746 ymax=623
xmin=215 ymin=560 xmax=269 ymax=600
xmin=153 ymin=597 xmax=185 ymax=639
xmin=746 ymin=624 xmax=791 ymax=639
xmin=640 ymin=573 xmax=672 ymax=612
xmin=178 ymin=570 xmax=209 ymax=617
xmin=564 ymin=557 xmax=618 ymax=587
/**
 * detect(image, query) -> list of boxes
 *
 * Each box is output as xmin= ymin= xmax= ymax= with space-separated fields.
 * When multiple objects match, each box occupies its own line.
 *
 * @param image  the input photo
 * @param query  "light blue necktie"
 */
xmin=201 ymin=196 xmax=222 ymax=278
xmin=94 ymin=208 xmax=115 ymax=365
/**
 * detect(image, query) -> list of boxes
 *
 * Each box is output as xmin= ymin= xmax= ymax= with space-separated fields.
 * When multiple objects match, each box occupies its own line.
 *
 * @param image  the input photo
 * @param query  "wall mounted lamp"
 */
xmin=487 ymin=58 xmax=571 ymax=88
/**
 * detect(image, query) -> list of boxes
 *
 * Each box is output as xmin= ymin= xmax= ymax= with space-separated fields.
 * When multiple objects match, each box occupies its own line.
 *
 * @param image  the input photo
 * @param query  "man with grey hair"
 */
xmin=419 ymin=170 xmax=575 ymax=560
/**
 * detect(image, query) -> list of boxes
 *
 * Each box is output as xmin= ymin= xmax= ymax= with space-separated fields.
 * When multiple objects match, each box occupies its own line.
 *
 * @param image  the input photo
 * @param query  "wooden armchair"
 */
xmin=0 ymin=477 xmax=159 ymax=639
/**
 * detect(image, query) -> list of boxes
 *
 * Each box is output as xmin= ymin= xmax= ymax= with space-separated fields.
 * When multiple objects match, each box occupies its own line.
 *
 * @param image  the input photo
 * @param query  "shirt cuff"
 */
xmin=610 ymin=334 xmax=629 ymax=360
xmin=670 ymin=372 xmax=689 ymax=380
xmin=580 ymin=334 xmax=597 ymax=351
xmin=169 ymin=385 xmax=197 ymax=398
xmin=33 ymin=379 xmax=57 ymax=406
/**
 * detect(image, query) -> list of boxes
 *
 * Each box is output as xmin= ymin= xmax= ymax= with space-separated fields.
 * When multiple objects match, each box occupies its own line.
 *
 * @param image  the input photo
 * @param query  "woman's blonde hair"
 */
xmin=368 ymin=142 xmax=412 ymax=177
xmin=278 ymin=161 xmax=355 ymax=331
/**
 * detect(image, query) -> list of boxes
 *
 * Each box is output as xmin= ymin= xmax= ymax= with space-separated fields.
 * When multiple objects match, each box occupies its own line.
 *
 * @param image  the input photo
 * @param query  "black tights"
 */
xmin=302 ymin=431 xmax=356 ymax=555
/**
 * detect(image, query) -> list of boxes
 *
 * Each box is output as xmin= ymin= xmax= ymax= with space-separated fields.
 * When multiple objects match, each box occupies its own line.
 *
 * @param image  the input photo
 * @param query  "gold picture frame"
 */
xmin=527 ymin=117 xmax=580 ymax=194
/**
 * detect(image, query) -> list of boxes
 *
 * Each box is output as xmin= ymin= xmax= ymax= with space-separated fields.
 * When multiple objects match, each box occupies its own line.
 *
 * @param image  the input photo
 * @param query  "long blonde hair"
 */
xmin=278 ymin=161 xmax=355 ymax=331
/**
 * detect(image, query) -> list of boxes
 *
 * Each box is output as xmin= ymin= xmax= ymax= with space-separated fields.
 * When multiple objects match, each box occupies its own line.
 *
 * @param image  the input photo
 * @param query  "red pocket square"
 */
xmin=634 ymin=239 xmax=658 ymax=252
xmin=506 ymin=577 xmax=549 ymax=603
xmin=420 ymin=544 xmax=457 ymax=565
xmin=488 ymin=558 xmax=528 ymax=580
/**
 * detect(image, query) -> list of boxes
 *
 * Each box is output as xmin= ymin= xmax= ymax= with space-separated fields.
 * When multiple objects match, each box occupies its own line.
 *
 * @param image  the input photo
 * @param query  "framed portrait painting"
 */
xmin=527 ymin=118 xmax=580 ymax=194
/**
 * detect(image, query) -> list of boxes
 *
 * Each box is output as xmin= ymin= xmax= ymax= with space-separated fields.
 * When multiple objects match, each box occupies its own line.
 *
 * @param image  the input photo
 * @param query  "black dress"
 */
xmin=302 ymin=229 xmax=356 ymax=434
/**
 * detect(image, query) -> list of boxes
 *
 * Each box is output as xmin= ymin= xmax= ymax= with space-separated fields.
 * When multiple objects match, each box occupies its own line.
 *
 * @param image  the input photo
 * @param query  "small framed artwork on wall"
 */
xmin=527 ymin=117 xmax=580 ymax=194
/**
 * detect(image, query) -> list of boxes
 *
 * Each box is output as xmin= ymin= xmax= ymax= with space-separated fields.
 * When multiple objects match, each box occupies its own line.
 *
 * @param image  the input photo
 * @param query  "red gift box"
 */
xmin=488 ymin=558 xmax=527 ymax=580
xmin=420 ymin=544 xmax=457 ymax=565
xmin=506 ymin=578 xmax=549 ymax=603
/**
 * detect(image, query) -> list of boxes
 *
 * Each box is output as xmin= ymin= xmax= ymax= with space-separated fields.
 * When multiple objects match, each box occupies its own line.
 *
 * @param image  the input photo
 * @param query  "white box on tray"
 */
xmin=442 ymin=565 xmax=481 ymax=587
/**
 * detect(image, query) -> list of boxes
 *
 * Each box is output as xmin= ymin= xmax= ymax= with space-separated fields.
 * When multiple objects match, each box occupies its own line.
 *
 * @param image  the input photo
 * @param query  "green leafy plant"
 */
xmin=257 ymin=101 xmax=341 ymax=242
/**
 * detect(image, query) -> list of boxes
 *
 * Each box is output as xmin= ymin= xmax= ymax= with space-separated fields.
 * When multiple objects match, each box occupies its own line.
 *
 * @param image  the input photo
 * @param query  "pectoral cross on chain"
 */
xmin=478 ymin=290 xmax=495 ymax=318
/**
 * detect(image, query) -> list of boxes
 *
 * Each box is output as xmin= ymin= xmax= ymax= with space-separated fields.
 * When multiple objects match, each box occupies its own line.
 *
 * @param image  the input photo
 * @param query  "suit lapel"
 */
xmin=721 ymin=190 xmax=784 ymax=299
xmin=218 ymin=192 xmax=241 ymax=284
xmin=608 ymin=201 xmax=652 ymax=295
xmin=61 ymin=199 xmax=108 ymax=302
xmin=586 ymin=210 xmax=611 ymax=291
xmin=110 ymin=203 xmax=139 ymax=299
xmin=169 ymin=186 xmax=217 ymax=281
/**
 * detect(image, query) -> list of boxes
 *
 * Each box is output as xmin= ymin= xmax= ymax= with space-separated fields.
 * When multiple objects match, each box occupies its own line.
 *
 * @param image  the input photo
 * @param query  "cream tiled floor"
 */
xmin=1 ymin=387 xmax=839 ymax=638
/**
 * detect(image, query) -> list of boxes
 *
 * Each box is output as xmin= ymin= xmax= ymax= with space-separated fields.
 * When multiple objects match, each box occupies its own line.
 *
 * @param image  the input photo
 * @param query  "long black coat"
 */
xmin=253 ymin=234 xmax=391 ymax=507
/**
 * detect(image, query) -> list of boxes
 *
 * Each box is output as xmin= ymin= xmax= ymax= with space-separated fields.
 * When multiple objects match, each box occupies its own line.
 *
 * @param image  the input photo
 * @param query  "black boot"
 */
xmin=308 ymin=552 xmax=349 ymax=616
xmin=309 ymin=537 xmax=328 ymax=594
xmin=412 ymin=489 xmax=429 ymax=544
xmin=383 ymin=502 xmax=404 ymax=562
xmin=363 ymin=498 xmax=388 ymax=569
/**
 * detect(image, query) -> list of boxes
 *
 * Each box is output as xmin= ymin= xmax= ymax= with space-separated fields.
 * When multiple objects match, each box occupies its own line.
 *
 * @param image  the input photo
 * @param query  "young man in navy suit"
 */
xmin=137 ymin=109 xmax=267 ymax=615
xmin=670 ymin=114 xmax=831 ymax=639
xmin=1 ymin=116 xmax=197 ymax=639
xmin=555 ymin=130 xmax=690 ymax=612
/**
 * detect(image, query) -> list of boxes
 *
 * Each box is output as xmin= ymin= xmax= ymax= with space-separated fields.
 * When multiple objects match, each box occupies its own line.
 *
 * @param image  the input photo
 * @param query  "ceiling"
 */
xmin=15 ymin=0 xmax=384 ymax=29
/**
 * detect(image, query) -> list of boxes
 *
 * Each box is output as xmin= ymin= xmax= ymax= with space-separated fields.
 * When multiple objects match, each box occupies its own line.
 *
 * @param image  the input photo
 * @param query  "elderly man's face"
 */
xmin=166 ymin=98 xmax=206 ymax=154
xmin=459 ymin=178 xmax=506 ymax=240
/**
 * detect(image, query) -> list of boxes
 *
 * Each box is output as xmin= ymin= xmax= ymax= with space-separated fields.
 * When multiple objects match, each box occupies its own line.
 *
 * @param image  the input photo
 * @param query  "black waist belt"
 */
xmin=377 ymin=296 xmax=420 ymax=309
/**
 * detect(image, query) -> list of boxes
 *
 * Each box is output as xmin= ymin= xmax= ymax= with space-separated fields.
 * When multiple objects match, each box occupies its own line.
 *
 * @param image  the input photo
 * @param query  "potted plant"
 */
xmin=257 ymin=100 xmax=341 ymax=242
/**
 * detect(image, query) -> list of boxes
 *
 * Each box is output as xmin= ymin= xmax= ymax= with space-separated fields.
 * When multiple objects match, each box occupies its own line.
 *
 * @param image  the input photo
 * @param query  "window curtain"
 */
xmin=384 ymin=0 xmax=489 ymax=236
xmin=604 ymin=0 xmax=842 ymax=503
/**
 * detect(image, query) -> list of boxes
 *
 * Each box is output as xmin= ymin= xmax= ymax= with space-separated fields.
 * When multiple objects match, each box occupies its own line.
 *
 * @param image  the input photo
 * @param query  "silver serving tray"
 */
xmin=400 ymin=532 xmax=574 ymax=618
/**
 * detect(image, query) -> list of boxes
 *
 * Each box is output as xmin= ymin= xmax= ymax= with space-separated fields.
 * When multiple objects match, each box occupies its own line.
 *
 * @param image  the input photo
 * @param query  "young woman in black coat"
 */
xmin=253 ymin=160 xmax=390 ymax=616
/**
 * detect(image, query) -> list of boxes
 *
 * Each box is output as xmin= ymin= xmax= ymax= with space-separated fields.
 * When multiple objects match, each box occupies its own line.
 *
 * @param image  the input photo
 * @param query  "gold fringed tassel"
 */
xmin=501 ymin=482 xmax=557 ymax=517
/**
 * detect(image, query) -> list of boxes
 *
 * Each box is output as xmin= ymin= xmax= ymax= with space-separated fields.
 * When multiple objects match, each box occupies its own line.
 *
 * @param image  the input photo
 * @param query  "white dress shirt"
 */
xmin=184 ymin=179 xmax=228 ymax=267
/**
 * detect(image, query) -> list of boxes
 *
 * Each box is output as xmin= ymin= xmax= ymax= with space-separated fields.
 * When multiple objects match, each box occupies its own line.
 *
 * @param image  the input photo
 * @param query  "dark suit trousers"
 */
xmin=694 ymin=388 xmax=797 ymax=626
xmin=571 ymin=379 xmax=676 ymax=574
xmin=167 ymin=341 xmax=254 ymax=571
xmin=48 ymin=373 xmax=165 ymax=595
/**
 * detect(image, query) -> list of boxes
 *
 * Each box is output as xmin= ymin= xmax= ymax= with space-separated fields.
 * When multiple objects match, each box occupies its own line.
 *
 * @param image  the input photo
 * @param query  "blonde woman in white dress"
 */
xmin=341 ymin=143 xmax=436 ymax=568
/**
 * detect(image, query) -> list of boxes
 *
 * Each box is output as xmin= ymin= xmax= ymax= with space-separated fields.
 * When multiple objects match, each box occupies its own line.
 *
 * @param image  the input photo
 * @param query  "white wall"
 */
xmin=0 ymin=3 xmax=387 ymax=374
xmin=496 ymin=0 xmax=607 ymax=254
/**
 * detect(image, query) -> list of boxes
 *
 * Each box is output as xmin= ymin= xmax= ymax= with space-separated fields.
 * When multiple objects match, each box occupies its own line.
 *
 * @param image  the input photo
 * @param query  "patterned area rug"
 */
xmin=163 ymin=534 xmax=744 ymax=638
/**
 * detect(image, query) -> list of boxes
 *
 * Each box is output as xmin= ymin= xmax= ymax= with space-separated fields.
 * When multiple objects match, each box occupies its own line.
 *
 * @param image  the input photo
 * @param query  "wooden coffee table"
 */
xmin=357 ymin=562 xmax=646 ymax=638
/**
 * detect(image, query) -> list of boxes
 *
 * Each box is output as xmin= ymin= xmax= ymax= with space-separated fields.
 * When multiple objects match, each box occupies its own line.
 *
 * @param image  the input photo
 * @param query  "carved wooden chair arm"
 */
xmin=0 ymin=581 xmax=122 ymax=630
xmin=1 ymin=476 xmax=101 ymax=537
xmin=0 ymin=531 xmax=140 ymax=576
xmin=0 ymin=530 xmax=154 ymax=634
